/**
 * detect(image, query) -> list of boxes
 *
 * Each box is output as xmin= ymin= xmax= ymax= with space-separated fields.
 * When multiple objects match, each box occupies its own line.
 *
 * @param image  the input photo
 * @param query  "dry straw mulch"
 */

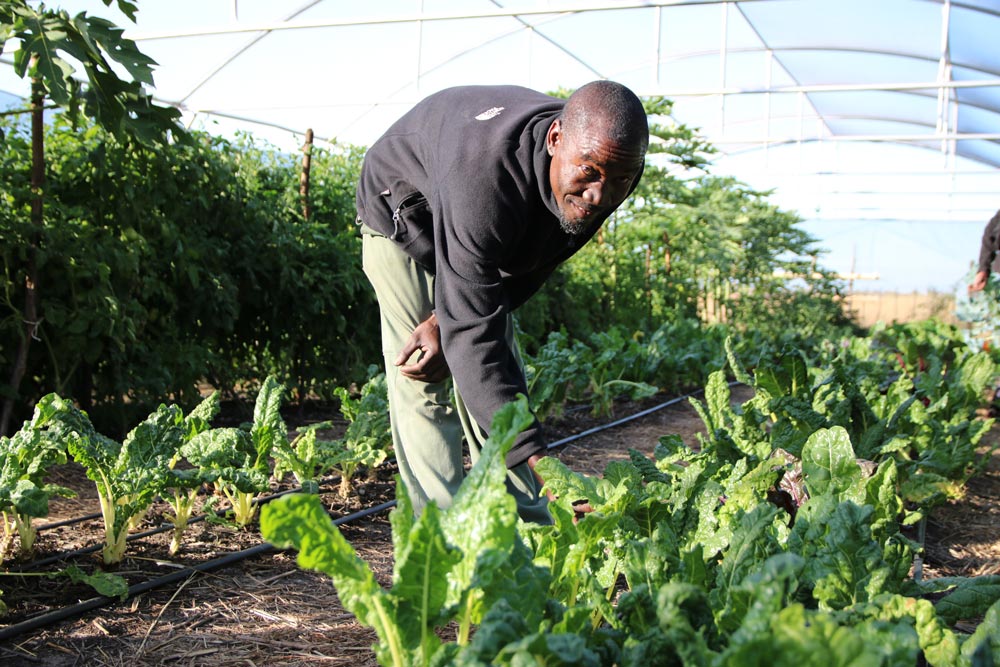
xmin=2 ymin=391 xmax=998 ymax=666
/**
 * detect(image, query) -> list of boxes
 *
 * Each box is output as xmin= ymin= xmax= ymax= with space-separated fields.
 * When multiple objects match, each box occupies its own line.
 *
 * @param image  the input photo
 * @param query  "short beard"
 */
xmin=558 ymin=212 xmax=589 ymax=236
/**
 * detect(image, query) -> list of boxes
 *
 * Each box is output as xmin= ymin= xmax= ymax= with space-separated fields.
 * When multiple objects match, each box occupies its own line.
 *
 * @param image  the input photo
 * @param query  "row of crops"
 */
xmin=0 ymin=370 xmax=391 ymax=574
xmin=0 ymin=318 xmax=726 ymax=574
xmin=259 ymin=319 xmax=1000 ymax=667
xmin=3 ymin=317 xmax=999 ymax=663
xmin=0 ymin=319 xmax=731 ymax=616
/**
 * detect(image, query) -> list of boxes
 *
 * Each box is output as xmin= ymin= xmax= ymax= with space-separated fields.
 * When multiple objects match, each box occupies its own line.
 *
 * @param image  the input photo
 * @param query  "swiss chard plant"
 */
xmin=262 ymin=396 xmax=544 ymax=667
xmin=163 ymin=391 xmax=220 ymax=555
xmin=524 ymin=329 xmax=659 ymax=419
xmin=329 ymin=369 xmax=392 ymax=497
xmin=53 ymin=394 xmax=214 ymax=565
xmin=0 ymin=394 xmax=76 ymax=560
xmin=180 ymin=377 xmax=283 ymax=526
xmin=271 ymin=420 xmax=337 ymax=495
xmin=266 ymin=389 xmax=1000 ymax=666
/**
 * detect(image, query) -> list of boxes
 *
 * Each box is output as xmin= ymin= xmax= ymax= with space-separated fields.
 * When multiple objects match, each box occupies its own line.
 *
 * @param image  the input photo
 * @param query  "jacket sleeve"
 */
xmin=430 ymin=186 xmax=546 ymax=469
xmin=978 ymin=210 xmax=1000 ymax=274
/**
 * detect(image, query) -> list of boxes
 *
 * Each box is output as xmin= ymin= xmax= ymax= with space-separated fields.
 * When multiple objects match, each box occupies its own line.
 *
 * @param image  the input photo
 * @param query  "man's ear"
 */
xmin=546 ymin=118 xmax=562 ymax=156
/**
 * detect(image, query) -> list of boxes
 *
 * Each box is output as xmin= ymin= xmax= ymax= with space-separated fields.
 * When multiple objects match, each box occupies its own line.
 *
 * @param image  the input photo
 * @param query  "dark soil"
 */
xmin=1 ymin=387 xmax=997 ymax=666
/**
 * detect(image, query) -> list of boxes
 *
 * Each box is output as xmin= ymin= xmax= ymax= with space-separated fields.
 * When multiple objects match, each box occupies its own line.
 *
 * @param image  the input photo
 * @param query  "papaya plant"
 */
xmin=0 ymin=0 xmax=183 ymax=435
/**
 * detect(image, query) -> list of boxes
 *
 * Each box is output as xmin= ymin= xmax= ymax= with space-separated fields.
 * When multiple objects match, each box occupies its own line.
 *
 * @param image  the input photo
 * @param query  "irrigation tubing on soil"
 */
xmin=0 ymin=387 xmax=709 ymax=643
xmin=547 ymin=389 xmax=706 ymax=451
xmin=0 ymin=500 xmax=397 ymax=644
xmin=23 ymin=388 xmax=708 ymax=569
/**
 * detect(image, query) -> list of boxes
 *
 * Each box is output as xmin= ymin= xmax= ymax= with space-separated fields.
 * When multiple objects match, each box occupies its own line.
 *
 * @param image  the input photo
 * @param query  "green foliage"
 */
xmin=330 ymin=368 xmax=392 ymax=497
xmin=0 ymin=393 xmax=76 ymax=559
xmin=181 ymin=377 xmax=284 ymax=527
xmin=163 ymin=391 xmax=220 ymax=555
xmin=520 ymin=170 xmax=852 ymax=347
xmin=268 ymin=375 xmax=997 ymax=665
xmin=0 ymin=563 xmax=128 ymax=611
xmin=261 ymin=396 xmax=533 ymax=667
xmin=956 ymin=265 xmax=1000 ymax=353
xmin=273 ymin=367 xmax=392 ymax=497
xmin=524 ymin=321 xmax=727 ymax=419
xmin=685 ymin=323 xmax=997 ymax=511
xmin=50 ymin=393 xmax=213 ymax=564
xmin=0 ymin=116 xmax=375 ymax=434
xmin=0 ymin=0 xmax=181 ymax=142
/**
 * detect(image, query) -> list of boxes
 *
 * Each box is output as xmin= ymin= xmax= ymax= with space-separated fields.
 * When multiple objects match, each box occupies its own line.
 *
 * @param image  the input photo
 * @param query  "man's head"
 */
xmin=546 ymin=80 xmax=648 ymax=235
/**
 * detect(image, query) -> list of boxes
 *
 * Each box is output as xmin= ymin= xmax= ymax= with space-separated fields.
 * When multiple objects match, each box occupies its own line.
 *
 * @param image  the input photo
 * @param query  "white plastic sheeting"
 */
xmin=2 ymin=0 xmax=999 ymax=291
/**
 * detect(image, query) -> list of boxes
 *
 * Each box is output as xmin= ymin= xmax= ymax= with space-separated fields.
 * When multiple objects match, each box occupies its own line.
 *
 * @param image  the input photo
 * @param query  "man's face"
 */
xmin=546 ymin=118 xmax=645 ymax=235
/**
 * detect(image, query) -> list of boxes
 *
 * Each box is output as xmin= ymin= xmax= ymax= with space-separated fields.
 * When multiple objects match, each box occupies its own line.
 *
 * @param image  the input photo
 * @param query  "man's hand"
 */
xmin=527 ymin=454 xmax=593 ymax=522
xmin=970 ymin=270 xmax=990 ymax=294
xmin=396 ymin=313 xmax=451 ymax=383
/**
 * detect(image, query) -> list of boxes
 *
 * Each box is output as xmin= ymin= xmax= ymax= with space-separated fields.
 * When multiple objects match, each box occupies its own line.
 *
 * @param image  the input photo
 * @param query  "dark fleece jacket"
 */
xmin=356 ymin=84 xmax=622 ymax=468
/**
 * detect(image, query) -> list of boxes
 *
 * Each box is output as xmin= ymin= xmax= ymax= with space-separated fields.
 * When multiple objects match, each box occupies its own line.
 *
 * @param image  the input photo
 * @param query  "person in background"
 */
xmin=355 ymin=81 xmax=648 ymax=522
xmin=969 ymin=209 xmax=1000 ymax=293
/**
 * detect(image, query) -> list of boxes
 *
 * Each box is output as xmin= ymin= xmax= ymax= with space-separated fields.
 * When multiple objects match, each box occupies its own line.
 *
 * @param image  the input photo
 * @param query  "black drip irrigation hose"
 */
xmin=0 ymin=387 xmax=710 ymax=645
xmin=0 ymin=500 xmax=397 ymax=644
xmin=23 ymin=388 xmax=707 ymax=568
xmin=36 ymin=512 xmax=103 ymax=532
xmin=547 ymin=389 xmax=705 ymax=451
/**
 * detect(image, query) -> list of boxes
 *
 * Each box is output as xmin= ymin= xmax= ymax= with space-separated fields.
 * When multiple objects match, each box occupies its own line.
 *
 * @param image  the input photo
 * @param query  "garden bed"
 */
xmin=2 ymin=388 xmax=998 ymax=666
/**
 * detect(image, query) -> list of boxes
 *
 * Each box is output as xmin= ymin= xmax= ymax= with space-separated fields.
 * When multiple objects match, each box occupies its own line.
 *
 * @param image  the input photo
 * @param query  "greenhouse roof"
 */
xmin=3 ymin=0 xmax=999 ymax=293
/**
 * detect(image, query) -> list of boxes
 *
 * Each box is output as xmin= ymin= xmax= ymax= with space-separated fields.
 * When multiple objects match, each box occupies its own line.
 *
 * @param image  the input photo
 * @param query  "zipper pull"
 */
xmin=391 ymin=206 xmax=402 ymax=240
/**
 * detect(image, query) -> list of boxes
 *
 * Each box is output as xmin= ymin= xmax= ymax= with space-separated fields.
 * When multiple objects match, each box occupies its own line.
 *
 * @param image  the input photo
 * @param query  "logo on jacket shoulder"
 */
xmin=475 ymin=106 xmax=505 ymax=121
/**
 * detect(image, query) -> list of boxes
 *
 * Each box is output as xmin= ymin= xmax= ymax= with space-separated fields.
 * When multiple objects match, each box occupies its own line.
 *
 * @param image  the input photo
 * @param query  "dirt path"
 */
xmin=2 ymin=388 xmax=998 ymax=666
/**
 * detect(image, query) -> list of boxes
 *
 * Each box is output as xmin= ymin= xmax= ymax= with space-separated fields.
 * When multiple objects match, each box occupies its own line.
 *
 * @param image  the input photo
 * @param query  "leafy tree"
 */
xmin=0 ymin=0 xmax=183 ymax=434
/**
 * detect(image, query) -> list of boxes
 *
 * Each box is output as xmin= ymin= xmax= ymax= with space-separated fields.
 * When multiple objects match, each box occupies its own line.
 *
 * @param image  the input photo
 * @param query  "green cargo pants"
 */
xmin=360 ymin=227 xmax=550 ymax=524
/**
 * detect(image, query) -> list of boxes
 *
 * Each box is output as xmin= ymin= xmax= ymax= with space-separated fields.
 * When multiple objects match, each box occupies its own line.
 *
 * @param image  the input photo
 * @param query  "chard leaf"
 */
xmin=726 ymin=552 xmax=805 ymax=644
xmin=853 ymin=593 xmax=961 ymax=667
xmin=7 ymin=479 xmax=49 ymax=518
xmin=929 ymin=575 xmax=1000 ymax=626
xmin=795 ymin=501 xmax=893 ymax=610
xmin=725 ymin=335 xmax=753 ymax=385
xmin=961 ymin=598 xmax=1000 ymax=664
xmin=690 ymin=480 xmax=726 ymax=557
xmin=528 ymin=500 xmax=580 ymax=581
xmin=58 ymin=564 xmax=128 ymax=599
xmin=456 ymin=598 xmax=530 ymax=664
xmin=471 ymin=537 xmax=552 ymax=630
xmin=390 ymin=479 xmax=415 ymax=568
xmin=621 ymin=525 xmax=682 ymax=592
xmin=705 ymin=370 xmax=733 ymax=431
xmin=181 ymin=428 xmax=263 ymax=487
xmin=864 ymin=458 xmax=903 ymax=543
xmin=534 ymin=456 xmax=602 ymax=509
xmin=441 ymin=397 xmax=527 ymax=610
xmin=392 ymin=501 xmax=459 ymax=656
xmin=654 ymin=433 xmax=691 ymax=463
xmin=261 ymin=493 xmax=413 ymax=666
xmin=250 ymin=376 xmax=287 ymax=465
xmin=493 ymin=630 xmax=601 ymax=666
xmin=712 ymin=503 xmax=783 ymax=633
xmin=801 ymin=426 xmax=864 ymax=503
xmin=722 ymin=603 xmax=894 ymax=667
xmin=755 ymin=348 xmax=810 ymax=400
xmin=184 ymin=391 xmax=220 ymax=434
